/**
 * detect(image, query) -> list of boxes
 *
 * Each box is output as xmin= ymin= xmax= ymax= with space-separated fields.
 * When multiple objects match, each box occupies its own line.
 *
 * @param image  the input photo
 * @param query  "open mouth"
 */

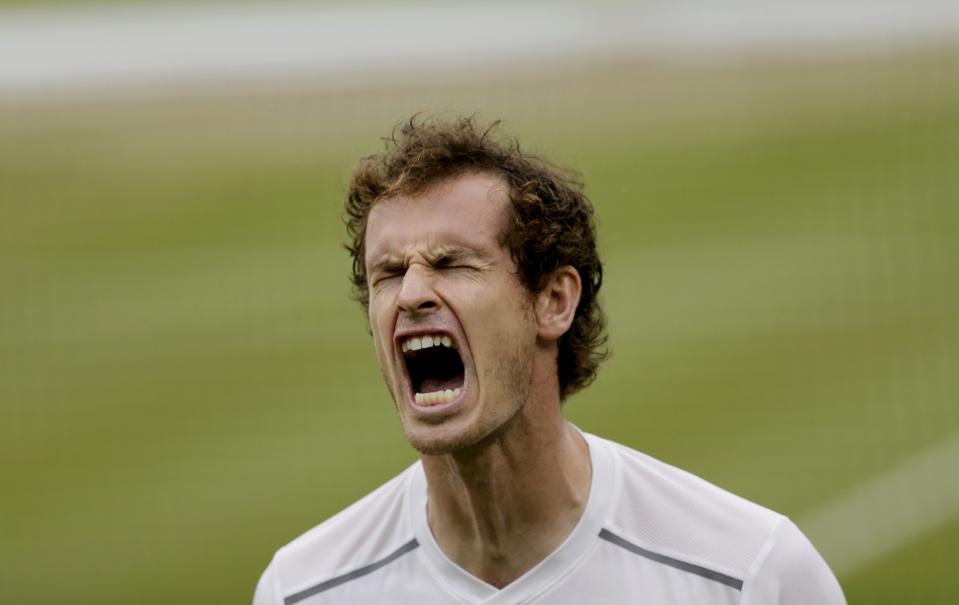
xmin=400 ymin=333 xmax=466 ymax=406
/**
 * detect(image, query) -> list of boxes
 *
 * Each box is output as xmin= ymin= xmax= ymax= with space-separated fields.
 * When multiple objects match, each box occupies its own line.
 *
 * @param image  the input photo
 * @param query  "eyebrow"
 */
xmin=430 ymin=246 xmax=479 ymax=265
xmin=369 ymin=245 xmax=482 ymax=275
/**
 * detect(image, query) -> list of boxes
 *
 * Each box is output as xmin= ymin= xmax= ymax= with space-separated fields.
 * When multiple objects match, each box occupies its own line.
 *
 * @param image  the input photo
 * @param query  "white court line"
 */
xmin=800 ymin=432 xmax=959 ymax=576
xmin=1 ymin=0 xmax=959 ymax=95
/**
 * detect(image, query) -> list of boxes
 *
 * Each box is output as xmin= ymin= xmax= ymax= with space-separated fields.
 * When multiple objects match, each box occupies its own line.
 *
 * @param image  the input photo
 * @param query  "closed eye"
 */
xmin=433 ymin=255 xmax=482 ymax=274
xmin=371 ymin=263 xmax=407 ymax=286
xmin=374 ymin=273 xmax=402 ymax=284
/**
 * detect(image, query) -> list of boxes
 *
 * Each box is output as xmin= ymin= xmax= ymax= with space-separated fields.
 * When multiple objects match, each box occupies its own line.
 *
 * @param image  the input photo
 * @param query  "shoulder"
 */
xmin=254 ymin=463 xmax=420 ymax=605
xmin=603 ymin=436 xmax=783 ymax=577
xmin=740 ymin=518 xmax=847 ymax=604
xmin=598 ymin=437 xmax=843 ymax=602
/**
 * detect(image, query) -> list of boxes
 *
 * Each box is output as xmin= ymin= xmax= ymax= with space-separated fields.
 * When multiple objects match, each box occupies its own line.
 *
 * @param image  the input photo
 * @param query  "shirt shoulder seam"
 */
xmin=738 ymin=514 xmax=789 ymax=605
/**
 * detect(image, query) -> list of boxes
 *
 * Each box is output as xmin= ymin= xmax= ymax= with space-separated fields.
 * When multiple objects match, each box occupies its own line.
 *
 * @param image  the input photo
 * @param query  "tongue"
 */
xmin=420 ymin=376 xmax=463 ymax=393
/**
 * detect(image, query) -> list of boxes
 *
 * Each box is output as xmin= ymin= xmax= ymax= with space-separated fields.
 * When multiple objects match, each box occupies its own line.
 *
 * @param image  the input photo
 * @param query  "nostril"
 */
xmin=418 ymin=301 xmax=437 ymax=310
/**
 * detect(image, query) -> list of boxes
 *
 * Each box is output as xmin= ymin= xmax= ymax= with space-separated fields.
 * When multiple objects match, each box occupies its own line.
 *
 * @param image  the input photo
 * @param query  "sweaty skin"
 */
xmin=364 ymin=173 xmax=591 ymax=587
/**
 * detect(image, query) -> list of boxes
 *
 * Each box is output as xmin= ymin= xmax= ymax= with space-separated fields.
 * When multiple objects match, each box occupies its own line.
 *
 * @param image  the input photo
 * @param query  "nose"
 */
xmin=396 ymin=263 xmax=439 ymax=316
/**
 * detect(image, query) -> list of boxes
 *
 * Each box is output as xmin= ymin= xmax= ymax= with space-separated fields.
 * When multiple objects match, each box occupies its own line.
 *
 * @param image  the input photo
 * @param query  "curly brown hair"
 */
xmin=345 ymin=114 xmax=607 ymax=399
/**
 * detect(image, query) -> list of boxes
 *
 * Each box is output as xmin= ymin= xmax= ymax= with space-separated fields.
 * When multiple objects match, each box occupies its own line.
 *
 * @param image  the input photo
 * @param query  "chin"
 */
xmin=403 ymin=426 xmax=474 ymax=455
xmin=401 ymin=409 xmax=525 ymax=456
xmin=400 ymin=418 xmax=492 ymax=456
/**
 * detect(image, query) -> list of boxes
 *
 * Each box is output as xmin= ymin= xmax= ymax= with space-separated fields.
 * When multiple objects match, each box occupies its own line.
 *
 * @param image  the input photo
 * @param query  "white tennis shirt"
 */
xmin=254 ymin=432 xmax=846 ymax=604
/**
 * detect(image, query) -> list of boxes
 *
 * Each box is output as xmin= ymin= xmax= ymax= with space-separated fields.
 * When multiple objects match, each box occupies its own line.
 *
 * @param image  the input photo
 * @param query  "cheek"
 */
xmin=368 ymin=305 xmax=393 ymax=363
xmin=465 ymin=287 xmax=535 ymax=346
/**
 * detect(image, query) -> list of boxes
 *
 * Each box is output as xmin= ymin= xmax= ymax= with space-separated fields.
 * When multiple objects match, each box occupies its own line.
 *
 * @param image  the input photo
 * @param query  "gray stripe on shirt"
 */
xmin=284 ymin=539 xmax=420 ymax=604
xmin=599 ymin=528 xmax=744 ymax=590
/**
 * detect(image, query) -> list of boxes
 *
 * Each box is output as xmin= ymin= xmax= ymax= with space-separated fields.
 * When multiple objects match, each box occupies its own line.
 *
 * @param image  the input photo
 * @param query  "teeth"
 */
xmin=401 ymin=333 xmax=455 ymax=353
xmin=414 ymin=387 xmax=463 ymax=407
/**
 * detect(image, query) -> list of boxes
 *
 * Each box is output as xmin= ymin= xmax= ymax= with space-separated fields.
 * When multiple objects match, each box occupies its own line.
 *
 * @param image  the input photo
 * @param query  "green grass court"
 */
xmin=1 ymin=47 xmax=957 ymax=603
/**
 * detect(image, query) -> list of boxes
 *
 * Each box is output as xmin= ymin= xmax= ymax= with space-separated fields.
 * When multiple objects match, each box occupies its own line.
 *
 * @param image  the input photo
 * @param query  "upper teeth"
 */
xmin=401 ymin=334 xmax=453 ymax=353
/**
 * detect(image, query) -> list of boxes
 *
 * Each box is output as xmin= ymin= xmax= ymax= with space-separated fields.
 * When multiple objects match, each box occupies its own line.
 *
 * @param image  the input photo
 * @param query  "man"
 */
xmin=254 ymin=116 xmax=846 ymax=604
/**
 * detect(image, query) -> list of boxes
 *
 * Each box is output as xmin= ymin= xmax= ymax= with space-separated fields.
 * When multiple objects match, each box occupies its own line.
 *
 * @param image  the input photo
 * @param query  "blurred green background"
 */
xmin=1 ymin=16 xmax=957 ymax=604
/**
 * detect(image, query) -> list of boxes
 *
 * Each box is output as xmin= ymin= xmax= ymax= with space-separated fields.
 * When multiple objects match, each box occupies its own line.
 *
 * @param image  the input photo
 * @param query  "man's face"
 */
xmin=364 ymin=172 xmax=538 ymax=454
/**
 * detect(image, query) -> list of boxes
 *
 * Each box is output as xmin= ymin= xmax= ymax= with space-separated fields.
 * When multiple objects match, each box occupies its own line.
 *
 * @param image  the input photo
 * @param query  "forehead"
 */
xmin=365 ymin=173 xmax=511 ymax=262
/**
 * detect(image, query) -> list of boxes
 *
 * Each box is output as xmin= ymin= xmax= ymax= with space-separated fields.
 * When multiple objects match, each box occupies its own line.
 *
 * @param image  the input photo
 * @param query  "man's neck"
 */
xmin=420 ymin=404 xmax=592 ymax=588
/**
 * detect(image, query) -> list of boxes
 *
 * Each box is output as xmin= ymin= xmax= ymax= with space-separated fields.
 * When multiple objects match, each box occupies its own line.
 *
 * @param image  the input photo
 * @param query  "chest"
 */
xmin=309 ymin=541 xmax=742 ymax=605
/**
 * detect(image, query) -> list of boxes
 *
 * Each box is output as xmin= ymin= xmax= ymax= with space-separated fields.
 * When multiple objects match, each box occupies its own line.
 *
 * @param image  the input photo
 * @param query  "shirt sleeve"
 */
xmin=253 ymin=557 xmax=282 ymax=605
xmin=741 ymin=518 xmax=847 ymax=605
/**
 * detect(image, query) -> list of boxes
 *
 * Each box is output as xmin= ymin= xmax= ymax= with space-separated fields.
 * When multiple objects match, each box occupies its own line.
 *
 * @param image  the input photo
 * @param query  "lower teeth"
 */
xmin=414 ymin=387 xmax=462 ymax=406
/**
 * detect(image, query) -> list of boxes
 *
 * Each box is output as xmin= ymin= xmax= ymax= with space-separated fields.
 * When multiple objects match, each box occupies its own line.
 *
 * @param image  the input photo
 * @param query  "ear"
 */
xmin=535 ymin=266 xmax=582 ymax=342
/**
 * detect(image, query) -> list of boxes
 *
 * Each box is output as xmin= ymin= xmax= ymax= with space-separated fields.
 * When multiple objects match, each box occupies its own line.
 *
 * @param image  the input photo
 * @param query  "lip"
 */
xmin=408 ymin=386 xmax=467 ymax=417
xmin=394 ymin=328 xmax=470 ymax=418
